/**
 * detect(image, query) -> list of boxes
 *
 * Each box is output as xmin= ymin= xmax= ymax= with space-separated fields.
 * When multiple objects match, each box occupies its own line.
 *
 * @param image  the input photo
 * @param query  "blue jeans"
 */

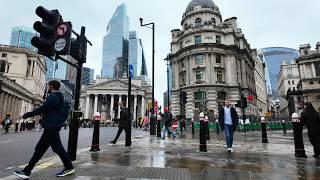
xmin=224 ymin=124 xmax=234 ymax=148
xmin=163 ymin=126 xmax=176 ymax=138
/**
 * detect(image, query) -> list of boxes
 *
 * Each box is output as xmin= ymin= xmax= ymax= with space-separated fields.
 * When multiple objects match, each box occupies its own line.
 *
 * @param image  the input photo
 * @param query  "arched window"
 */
xmin=0 ymin=61 xmax=6 ymax=73
xmin=211 ymin=18 xmax=216 ymax=25
xmin=195 ymin=18 xmax=202 ymax=27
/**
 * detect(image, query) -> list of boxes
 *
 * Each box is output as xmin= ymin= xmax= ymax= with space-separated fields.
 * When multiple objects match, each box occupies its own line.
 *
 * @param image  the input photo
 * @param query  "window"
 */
xmin=26 ymin=60 xmax=31 ymax=76
xmin=180 ymin=41 xmax=183 ymax=48
xmin=195 ymin=54 xmax=203 ymax=65
xmin=315 ymin=62 xmax=320 ymax=76
xmin=195 ymin=70 xmax=203 ymax=81
xmin=195 ymin=35 xmax=201 ymax=45
xmin=292 ymin=80 xmax=294 ymax=84
xmin=288 ymin=81 xmax=291 ymax=85
xmin=195 ymin=18 xmax=202 ymax=27
xmin=1 ymin=53 xmax=7 ymax=58
xmin=0 ymin=62 xmax=5 ymax=72
xmin=211 ymin=18 xmax=216 ymax=25
xmin=194 ymin=91 xmax=207 ymax=112
xmin=310 ymin=81 xmax=314 ymax=85
xmin=184 ymin=23 xmax=188 ymax=29
xmin=216 ymin=35 xmax=221 ymax=44
xmin=217 ymin=70 xmax=223 ymax=82
xmin=181 ymin=60 xmax=185 ymax=68
xmin=293 ymin=87 xmax=296 ymax=91
xmin=216 ymin=54 xmax=221 ymax=63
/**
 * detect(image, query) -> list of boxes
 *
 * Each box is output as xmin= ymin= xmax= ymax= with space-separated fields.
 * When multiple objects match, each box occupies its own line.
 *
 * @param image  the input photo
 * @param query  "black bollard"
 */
xmin=191 ymin=119 xmax=195 ymax=134
xmin=90 ymin=113 xmax=100 ymax=152
xmin=261 ymin=117 xmax=268 ymax=143
xmin=199 ymin=114 xmax=207 ymax=152
xmin=282 ymin=120 xmax=287 ymax=134
xmin=204 ymin=116 xmax=210 ymax=140
xmin=180 ymin=120 xmax=183 ymax=135
xmin=215 ymin=119 xmax=220 ymax=134
xmin=157 ymin=117 xmax=161 ymax=137
xmin=15 ymin=122 xmax=18 ymax=132
xmin=292 ymin=113 xmax=307 ymax=158
xmin=243 ymin=119 xmax=246 ymax=133
xmin=22 ymin=122 xmax=26 ymax=131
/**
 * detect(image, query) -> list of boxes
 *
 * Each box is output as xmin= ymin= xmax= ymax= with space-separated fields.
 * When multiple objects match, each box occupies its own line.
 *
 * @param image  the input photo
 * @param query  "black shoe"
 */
xmin=110 ymin=141 xmax=116 ymax=144
xmin=56 ymin=168 xmax=75 ymax=177
xmin=14 ymin=170 xmax=30 ymax=179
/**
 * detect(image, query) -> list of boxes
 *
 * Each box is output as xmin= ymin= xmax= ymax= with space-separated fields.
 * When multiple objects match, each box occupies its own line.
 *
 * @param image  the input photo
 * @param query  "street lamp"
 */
xmin=139 ymin=18 xmax=156 ymax=135
xmin=164 ymin=54 xmax=171 ymax=111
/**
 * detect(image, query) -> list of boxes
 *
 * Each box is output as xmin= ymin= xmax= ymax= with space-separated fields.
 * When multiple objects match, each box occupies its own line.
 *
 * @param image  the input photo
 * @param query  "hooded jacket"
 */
xmin=22 ymin=92 xmax=66 ymax=128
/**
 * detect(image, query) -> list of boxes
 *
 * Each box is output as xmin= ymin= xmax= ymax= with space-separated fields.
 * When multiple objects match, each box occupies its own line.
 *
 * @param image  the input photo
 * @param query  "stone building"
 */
xmin=80 ymin=77 xmax=151 ymax=123
xmin=169 ymin=0 xmax=257 ymax=119
xmin=0 ymin=45 xmax=46 ymax=122
xmin=296 ymin=43 xmax=320 ymax=110
xmin=253 ymin=49 xmax=268 ymax=117
xmin=277 ymin=61 xmax=300 ymax=117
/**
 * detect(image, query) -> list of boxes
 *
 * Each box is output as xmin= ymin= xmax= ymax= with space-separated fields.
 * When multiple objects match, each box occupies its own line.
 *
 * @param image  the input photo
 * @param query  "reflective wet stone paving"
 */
xmin=30 ymin=130 xmax=320 ymax=179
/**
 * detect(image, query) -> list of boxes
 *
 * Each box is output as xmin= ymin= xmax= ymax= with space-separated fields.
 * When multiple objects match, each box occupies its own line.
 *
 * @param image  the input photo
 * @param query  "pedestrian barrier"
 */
xmin=192 ymin=122 xmax=293 ymax=131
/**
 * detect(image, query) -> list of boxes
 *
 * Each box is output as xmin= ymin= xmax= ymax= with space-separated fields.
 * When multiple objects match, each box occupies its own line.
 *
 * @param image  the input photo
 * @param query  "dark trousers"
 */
xmin=24 ymin=127 xmax=73 ymax=174
xmin=113 ymin=127 xmax=127 ymax=143
xmin=224 ymin=124 xmax=234 ymax=148
xmin=308 ymin=130 xmax=320 ymax=156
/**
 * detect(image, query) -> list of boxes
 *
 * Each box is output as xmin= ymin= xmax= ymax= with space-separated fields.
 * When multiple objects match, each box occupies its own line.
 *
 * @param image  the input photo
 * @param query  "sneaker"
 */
xmin=110 ymin=141 xmax=116 ymax=144
xmin=56 ymin=168 xmax=75 ymax=177
xmin=14 ymin=170 xmax=30 ymax=179
xmin=230 ymin=148 xmax=234 ymax=153
xmin=172 ymin=135 xmax=176 ymax=139
xmin=227 ymin=148 xmax=231 ymax=153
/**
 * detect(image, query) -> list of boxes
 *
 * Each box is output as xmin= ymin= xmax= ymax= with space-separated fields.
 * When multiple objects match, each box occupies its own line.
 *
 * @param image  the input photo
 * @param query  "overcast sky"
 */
xmin=1 ymin=0 xmax=319 ymax=107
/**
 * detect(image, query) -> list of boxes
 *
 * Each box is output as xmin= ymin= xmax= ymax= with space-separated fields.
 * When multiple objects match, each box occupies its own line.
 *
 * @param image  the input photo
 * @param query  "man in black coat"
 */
xmin=110 ymin=102 xmax=130 ymax=144
xmin=14 ymin=80 xmax=74 ymax=179
xmin=218 ymin=100 xmax=239 ymax=153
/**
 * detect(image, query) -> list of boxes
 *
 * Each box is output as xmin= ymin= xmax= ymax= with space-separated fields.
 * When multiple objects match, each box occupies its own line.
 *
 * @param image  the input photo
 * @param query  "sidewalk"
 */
xmin=7 ymin=130 xmax=320 ymax=180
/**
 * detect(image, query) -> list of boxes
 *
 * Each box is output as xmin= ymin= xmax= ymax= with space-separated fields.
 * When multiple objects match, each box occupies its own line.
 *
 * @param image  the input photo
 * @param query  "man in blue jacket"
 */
xmin=218 ymin=100 xmax=239 ymax=153
xmin=14 ymin=80 xmax=74 ymax=179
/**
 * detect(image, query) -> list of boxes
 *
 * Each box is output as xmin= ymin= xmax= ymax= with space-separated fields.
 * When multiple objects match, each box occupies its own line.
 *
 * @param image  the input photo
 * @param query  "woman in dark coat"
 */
xmin=301 ymin=102 xmax=320 ymax=158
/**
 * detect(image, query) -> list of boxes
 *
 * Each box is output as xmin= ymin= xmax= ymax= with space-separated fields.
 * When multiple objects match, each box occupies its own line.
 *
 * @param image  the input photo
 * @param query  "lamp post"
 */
xmin=164 ymin=54 xmax=170 ymax=110
xmin=139 ymin=18 xmax=156 ymax=135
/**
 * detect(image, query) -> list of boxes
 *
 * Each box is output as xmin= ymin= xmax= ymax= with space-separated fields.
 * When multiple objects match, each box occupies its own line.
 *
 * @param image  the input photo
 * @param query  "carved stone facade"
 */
xmin=297 ymin=43 xmax=320 ymax=110
xmin=0 ymin=45 xmax=46 ymax=123
xmin=169 ymin=0 xmax=257 ymax=119
xmin=80 ymin=78 xmax=151 ymax=123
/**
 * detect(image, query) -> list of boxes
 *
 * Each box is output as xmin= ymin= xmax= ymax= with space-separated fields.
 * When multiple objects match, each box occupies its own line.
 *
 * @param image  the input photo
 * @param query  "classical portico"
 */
xmin=80 ymin=79 xmax=151 ymax=123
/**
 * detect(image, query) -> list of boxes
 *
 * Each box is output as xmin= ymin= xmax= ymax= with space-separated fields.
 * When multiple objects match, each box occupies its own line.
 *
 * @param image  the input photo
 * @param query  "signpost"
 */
xmin=126 ymin=64 xmax=134 ymax=147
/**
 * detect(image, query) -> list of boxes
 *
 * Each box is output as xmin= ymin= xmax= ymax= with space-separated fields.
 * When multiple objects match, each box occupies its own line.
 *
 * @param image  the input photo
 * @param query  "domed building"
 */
xmin=169 ymin=0 xmax=257 ymax=119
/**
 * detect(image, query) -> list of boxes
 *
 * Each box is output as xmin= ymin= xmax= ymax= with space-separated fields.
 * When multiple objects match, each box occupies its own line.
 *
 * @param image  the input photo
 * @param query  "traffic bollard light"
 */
xmin=191 ymin=118 xmax=195 ymax=134
xmin=204 ymin=116 xmax=210 ymax=140
xmin=215 ymin=119 xmax=220 ymax=134
xmin=90 ymin=112 xmax=101 ymax=152
xmin=199 ymin=113 xmax=207 ymax=152
xmin=282 ymin=120 xmax=287 ymax=134
xmin=292 ymin=113 xmax=307 ymax=158
xmin=261 ymin=117 xmax=268 ymax=143
xmin=15 ymin=122 xmax=18 ymax=132
xmin=157 ymin=117 xmax=161 ymax=137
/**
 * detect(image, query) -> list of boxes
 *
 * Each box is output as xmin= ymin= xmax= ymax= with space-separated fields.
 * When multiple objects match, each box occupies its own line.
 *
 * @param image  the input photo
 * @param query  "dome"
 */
xmin=185 ymin=0 xmax=217 ymax=13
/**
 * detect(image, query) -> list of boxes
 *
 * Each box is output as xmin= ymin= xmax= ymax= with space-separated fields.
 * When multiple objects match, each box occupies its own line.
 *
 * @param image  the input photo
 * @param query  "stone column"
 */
xmin=0 ymin=92 xmax=5 ymax=118
xmin=141 ymin=96 xmax=145 ymax=118
xmin=93 ymin=94 xmax=98 ymax=114
xmin=205 ymin=53 xmax=210 ymax=83
xmin=6 ymin=94 xmax=12 ymax=115
xmin=311 ymin=63 xmax=316 ymax=77
xmin=134 ymin=95 xmax=138 ymax=122
xmin=118 ymin=95 xmax=122 ymax=118
xmin=85 ymin=95 xmax=90 ymax=119
xmin=2 ymin=93 xmax=8 ymax=118
xmin=110 ymin=95 xmax=114 ymax=119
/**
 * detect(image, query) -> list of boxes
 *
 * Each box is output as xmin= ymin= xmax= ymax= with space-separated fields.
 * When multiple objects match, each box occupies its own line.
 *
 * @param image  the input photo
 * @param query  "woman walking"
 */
xmin=301 ymin=102 xmax=320 ymax=158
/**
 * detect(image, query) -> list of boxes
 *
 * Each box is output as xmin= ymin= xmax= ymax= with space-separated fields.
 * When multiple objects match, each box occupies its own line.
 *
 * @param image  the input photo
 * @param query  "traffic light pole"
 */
xmin=67 ymin=27 xmax=86 ymax=161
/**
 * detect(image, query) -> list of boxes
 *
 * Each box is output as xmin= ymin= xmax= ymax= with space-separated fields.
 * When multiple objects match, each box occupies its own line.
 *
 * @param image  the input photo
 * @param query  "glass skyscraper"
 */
xmin=128 ymin=31 xmax=148 ymax=78
xmin=259 ymin=47 xmax=299 ymax=99
xmin=82 ymin=67 xmax=94 ymax=85
xmin=10 ymin=26 xmax=38 ymax=52
xmin=101 ymin=4 xmax=129 ymax=78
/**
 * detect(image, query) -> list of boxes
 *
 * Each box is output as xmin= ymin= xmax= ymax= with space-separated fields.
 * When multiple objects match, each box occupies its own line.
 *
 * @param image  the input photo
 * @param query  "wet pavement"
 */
xmin=6 ymin=130 xmax=320 ymax=180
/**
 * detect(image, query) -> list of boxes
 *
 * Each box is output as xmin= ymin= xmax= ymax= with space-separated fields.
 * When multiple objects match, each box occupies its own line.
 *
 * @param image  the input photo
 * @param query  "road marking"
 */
xmin=5 ymin=167 xmax=13 ymax=170
xmin=0 ymin=140 xmax=11 ymax=143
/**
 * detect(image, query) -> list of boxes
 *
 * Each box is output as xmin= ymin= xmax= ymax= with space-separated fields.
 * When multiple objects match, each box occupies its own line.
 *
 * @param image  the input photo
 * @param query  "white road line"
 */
xmin=0 ymin=140 xmax=11 ymax=143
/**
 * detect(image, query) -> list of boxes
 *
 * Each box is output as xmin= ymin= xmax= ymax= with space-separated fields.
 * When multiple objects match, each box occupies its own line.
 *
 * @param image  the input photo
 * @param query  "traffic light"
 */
xmin=31 ymin=6 xmax=62 ymax=57
xmin=235 ymin=100 xmax=242 ymax=108
xmin=70 ymin=36 xmax=87 ymax=63
xmin=242 ymin=96 xmax=248 ymax=108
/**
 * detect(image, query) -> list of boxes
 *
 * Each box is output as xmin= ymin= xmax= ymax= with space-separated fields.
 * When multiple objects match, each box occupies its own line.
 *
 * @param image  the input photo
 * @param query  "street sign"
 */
xmin=129 ymin=64 xmax=134 ymax=78
xmin=55 ymin=38 xmax=67 ymax=51
xmin=57 ymin=23 xmax=68 ymax=36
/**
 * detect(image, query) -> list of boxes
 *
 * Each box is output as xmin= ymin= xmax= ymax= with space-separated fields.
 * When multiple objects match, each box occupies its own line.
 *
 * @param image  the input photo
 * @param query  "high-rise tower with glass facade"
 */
xmin=10 ymin=26 xmax=38 ymax=52
xmin=128 ymin=31 xmax=148 ymax=78
xmin=101 ymin=4 xmax=129 ymax=78
xmin=259 ymin=47 xmax=299 ymax=99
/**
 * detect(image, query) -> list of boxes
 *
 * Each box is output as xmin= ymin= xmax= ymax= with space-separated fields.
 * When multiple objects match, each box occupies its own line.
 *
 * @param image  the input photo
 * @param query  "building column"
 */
xmin=110 ymin=95 xmax=114 ymax=119
xmin=6 ymin=94 xmax=13 ymax=115
xmin=126 ymin=95 xmax=129 ymax=108
xmin=141 ymin=96 xmax=145 ymax=118
xmin=2 ymin=93 xmax=8 ymax=118
xmin=0 ymin=92 xmax=4 ymax=118
xmin=134 ymin=95 xmax=137 ymax=122
xmin=93 ymin=94 xmax=98 ymax=114
xmin=118 ymin=95 xmax=122 ymax=118
xmin=311 ymin=63 xmax=316 ymax=77
xmin=85 ymin=95 xmax=90 ymax=119
xmin=12 ymin=97 xmax=17 ymax=120
xmin=205 ymin=53 xmax=210 ymax=83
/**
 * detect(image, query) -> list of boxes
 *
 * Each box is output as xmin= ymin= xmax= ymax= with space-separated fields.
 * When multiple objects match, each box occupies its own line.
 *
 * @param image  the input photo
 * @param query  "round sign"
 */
xmin=55 ymin=38 xmax=66 ymax=52
xmin=57 ymin=23 xmax=68 ymax=36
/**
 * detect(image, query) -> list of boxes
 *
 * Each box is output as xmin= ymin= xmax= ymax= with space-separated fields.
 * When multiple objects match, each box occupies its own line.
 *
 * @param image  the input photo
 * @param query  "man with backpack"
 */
xmin=14 ymin=80 xmax=74 ymax=179
xmin=162 ymin=107 xmax=176 ymax=139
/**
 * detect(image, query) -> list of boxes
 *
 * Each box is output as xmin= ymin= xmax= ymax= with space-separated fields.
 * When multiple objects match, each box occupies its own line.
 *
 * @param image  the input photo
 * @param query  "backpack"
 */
xmin=56 ymin=95 xmax=71 ymax=124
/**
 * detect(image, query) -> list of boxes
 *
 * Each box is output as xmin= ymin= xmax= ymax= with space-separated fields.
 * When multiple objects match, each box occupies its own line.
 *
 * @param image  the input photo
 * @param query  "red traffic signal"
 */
xmin=247 ymin=95 xmax=254 ymax=102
